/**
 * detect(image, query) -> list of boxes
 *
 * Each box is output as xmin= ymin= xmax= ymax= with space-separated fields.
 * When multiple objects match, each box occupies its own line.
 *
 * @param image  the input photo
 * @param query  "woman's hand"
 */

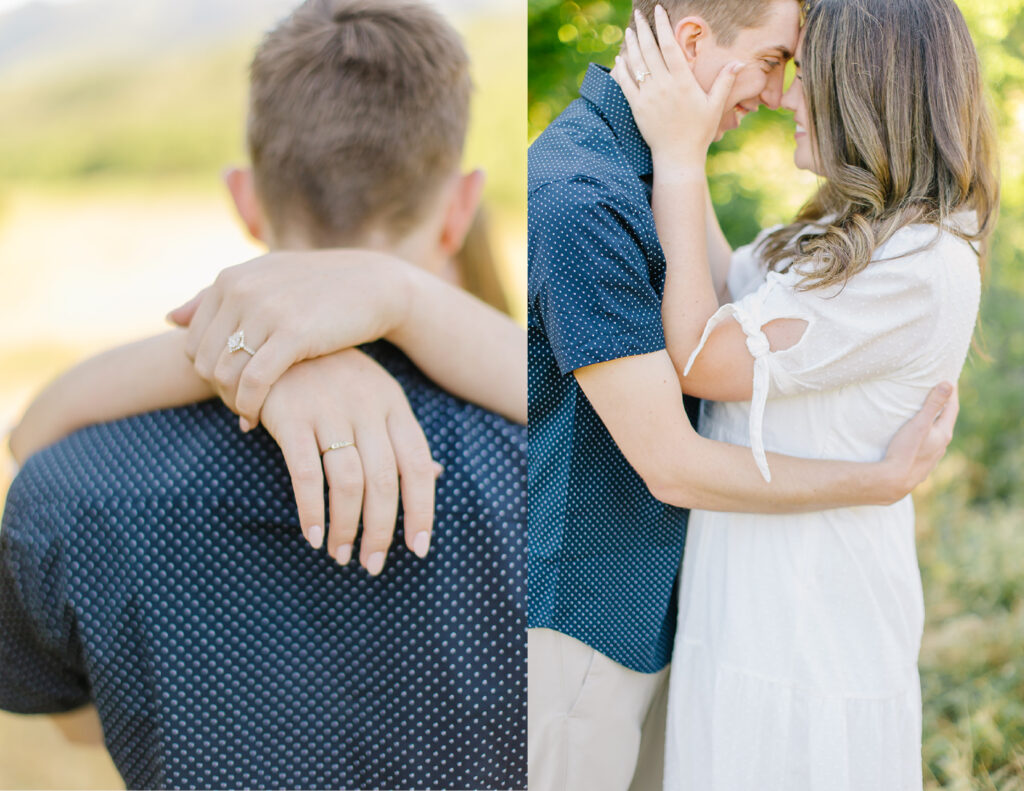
xmin=611 ymin=5 xmax=743 ymax=170
xmin=167 ymin=249 xmax=414 ymax=430
xmin=259 ymin=348 xmax=442 ymax=576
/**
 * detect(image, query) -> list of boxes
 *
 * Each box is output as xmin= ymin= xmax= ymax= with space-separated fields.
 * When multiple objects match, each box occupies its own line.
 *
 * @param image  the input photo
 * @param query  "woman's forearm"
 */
xmin=653 ymin=158 xmax=722 ymax=384
xmin=704 ymin=181 xmax=733 ymax=303
xmin=387 ymin=266 xmax=526 ymax=424
xmin=9 ymin=330 xmax=214 ymax=463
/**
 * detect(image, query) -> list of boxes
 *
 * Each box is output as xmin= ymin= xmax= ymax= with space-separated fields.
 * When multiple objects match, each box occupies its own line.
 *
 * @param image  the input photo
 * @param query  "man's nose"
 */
xmin=759 ymin=69 xmax=786 ymax=110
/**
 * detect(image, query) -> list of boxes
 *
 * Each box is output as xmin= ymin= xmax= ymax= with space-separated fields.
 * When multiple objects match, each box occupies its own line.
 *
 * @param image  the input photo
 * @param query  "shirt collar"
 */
xmin=579 ymin=63 xmax=653 ymax=178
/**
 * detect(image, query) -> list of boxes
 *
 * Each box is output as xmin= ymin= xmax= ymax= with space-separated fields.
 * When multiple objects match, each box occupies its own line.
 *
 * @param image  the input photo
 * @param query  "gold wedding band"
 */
xmin=320 ymin=440 xmax=356 ymax=456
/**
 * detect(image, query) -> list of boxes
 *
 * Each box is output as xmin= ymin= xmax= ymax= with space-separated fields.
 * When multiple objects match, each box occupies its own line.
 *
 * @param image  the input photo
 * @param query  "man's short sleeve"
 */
xmin=529 ymin=177 xmax=665 ymax=374
xmin=0 ymin=469 xmax=90 ymax=714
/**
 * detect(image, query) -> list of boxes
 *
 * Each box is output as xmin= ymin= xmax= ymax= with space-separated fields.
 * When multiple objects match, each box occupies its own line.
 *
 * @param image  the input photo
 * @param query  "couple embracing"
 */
xmin=527 ymin=0 xmax=997 ymax=788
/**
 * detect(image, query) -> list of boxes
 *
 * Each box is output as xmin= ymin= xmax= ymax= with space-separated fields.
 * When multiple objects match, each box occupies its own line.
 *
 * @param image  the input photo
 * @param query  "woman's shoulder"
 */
xmin=873 ymin=216 xmax=981 ymax=290
xmin=877 ymin=212 xmax=980 ymax=260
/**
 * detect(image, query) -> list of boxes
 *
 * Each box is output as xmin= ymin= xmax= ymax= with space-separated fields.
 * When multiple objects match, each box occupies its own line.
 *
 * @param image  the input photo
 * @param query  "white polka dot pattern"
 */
xmin=0 ymin=342 xmax=526 ymax=790
xmin=527 ymin=63 xmax=699 ymax=674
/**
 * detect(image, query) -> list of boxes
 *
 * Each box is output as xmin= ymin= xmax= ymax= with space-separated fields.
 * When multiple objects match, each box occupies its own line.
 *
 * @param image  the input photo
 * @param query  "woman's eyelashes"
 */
xmin=761 ymin=59 xmax=782 ymax=72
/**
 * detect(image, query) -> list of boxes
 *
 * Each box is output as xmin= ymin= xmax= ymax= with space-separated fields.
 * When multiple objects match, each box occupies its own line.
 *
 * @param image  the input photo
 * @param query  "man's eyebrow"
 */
xmin=758 ymin=45 xmax=794 ymax=60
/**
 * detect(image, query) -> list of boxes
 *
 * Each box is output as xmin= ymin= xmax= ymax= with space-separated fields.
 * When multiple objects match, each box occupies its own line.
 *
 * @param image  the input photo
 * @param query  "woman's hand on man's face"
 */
xmin=611 ymin=4 xmax=744 ymax=170
xmin=167 ymin=249 xmax=414 ymax=430
xmin=258 ymin=348 xmax=443 ymax=575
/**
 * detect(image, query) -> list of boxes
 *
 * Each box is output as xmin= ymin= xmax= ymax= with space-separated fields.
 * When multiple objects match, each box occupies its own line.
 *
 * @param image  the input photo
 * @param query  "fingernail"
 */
xmin=307 ymin=525 xmax=323 ymax=549
xmin=335 ymin=544 xmax=352 ymax=566
xmin=731 ymin=61 xmax=746 ymax=73
xmin=239 ymin=417 xmax=251 ymax=432
xmin=413 ymin=532 xmax=430 ymax=558
xmin=432 ymin=462 xmax=445 ymax=479
xmin=365 ymin=552 xmax=386 ymax=576
xmin=938 ymin=383 xmax=953 ymax=397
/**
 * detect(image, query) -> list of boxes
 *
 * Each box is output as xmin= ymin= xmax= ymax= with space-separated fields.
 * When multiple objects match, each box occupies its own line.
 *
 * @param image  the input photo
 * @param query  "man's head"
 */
xmin=631 ymin=0 xmax=801 ymax=138
xmin=227 ymin=0 xmax=484 ymax=274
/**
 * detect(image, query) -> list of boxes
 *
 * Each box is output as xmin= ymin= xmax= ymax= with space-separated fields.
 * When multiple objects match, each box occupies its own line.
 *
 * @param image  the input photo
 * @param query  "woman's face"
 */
xmin=780 ymin=32 xmax=822 ymax=175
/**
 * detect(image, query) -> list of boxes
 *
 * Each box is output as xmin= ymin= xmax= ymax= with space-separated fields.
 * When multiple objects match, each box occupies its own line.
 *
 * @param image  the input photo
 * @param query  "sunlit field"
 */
xmin=0 ymin=2 xmax=525 ymax=787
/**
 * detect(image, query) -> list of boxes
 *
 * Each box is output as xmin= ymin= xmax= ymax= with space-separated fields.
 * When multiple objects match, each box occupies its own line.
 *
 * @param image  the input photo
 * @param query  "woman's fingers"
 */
xmin=706 ymin=60 xmax=745 ymax=116
xmin=623 ymin=26 xmax=650 ymax=88
xmin=320 ymin=431 xmax=364 ymax=567
xmin=387 ymin=408 xmax=438 ymax=559
xmin=193 ymin=306 xmax=243 ymax=382
xmin=654 ymin=4 xmax=689 ymax=75
xmin=278 ymin=425 xmax=327 ymax=550
xmin=183 ymin=288 xmax=220 ymax=361
xmin=353 ymin=424 xmax=400 ymax=576
xmin=611 ymin=56 xmax=641 ymax=103
xmin=211 ymin=327 xmax=269 ymax=414
xmin=166 ymin=289 xmax=205 ymax=327
xmin=633 ymin=9 xmax=669 ymax=80
xmin=233 ymin=335 xmax=298 ymax=429
xmin=932 ymin=382 xmax=959 ymax=443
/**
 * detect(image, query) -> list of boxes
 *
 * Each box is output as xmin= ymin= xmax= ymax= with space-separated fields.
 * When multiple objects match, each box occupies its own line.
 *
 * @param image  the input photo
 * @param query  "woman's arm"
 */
xmin=614 ymin=9 xmax=802 ymax=401
xmin=170 ymin=251 xmax=526 ymax=429
xmin=9 ymin=331 xmax=212 ymax=463
xmin=704 ymin=181 xmax=734 ymax=304
xmin=9 ymin=330 xmax=441 ymax=573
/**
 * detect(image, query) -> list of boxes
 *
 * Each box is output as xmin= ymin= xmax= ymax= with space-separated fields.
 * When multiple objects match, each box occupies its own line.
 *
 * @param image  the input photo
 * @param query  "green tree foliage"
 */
xmin=529 ymin=1 xmax=1024 ymax=785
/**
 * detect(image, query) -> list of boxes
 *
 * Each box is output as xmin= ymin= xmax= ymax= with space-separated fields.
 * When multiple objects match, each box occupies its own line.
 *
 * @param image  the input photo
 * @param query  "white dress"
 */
xmin=663 ymin=221 xmax=981 ymax=791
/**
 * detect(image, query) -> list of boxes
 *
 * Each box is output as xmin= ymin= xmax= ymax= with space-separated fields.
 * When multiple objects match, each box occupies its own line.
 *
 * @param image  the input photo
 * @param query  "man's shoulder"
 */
xmin=362 ymin=341 xmax=525 ymax=449
xmin=528 ymin=98 xmax=640 ymax=201
xmin=10 ymin=400 xmax=279 ymax=512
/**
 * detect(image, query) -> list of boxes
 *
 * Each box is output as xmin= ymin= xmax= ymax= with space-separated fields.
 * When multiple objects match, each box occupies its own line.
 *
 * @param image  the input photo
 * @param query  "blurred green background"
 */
xmin=530 ymin=0 xmax=1024 ymax=788
xmin=0 ymin=0 xmax=524 ymax=787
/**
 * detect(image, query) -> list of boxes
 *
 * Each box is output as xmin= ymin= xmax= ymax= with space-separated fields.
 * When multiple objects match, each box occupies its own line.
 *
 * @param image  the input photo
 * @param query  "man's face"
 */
xmin=687 ymin=1 xmax=802 ymax=139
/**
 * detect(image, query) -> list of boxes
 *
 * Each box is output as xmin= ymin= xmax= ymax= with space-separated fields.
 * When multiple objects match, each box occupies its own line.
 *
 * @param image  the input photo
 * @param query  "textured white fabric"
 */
xmin=664 ymin=221 xmax=981 ymax=791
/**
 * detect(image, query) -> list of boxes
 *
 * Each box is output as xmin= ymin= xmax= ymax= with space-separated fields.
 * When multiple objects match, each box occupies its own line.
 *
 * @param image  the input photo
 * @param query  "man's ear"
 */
xmin=439 ymin=169 xmax=486 ymax=256
xmin=223 ymin=166 xmax=265 ymax=243
xmin=673 ymin=16 xmax=710 ymax=63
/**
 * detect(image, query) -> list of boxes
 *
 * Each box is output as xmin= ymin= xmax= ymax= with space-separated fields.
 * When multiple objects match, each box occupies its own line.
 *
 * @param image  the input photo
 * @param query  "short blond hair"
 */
xmin=247 ymin=0 xmax=471 ymax=245
xmin=632 ymin=0 xmax=789 ymax=45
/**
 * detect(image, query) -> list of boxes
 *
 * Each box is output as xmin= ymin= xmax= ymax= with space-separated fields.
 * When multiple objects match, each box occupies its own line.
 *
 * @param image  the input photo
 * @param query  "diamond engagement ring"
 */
xmin=227 ymin=330 xmax=257 ymax=356
xmin=636 ymin=69 xmax=651 ymax=84
xmin=321 ymin=440 xmax=356 ymax=456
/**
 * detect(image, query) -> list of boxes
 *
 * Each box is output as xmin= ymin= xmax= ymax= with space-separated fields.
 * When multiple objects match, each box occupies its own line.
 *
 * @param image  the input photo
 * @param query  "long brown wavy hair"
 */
xmin=759 ymin=0 xmax=1000 ymax=290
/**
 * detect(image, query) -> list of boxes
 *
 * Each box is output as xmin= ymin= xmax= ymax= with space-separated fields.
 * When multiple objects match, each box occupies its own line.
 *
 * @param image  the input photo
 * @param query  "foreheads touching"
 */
xmin=630 ymin=0 xmax=802 ymax=137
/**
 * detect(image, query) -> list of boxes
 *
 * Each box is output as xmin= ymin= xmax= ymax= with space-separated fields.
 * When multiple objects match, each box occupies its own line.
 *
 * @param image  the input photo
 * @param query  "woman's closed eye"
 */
xmin=761 ymin=59 xmax=782 ymax=72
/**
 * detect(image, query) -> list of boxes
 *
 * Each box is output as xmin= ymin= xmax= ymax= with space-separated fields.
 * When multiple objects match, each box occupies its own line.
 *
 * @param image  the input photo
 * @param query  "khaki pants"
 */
xmin=528 ymin=627 xmax=669 ymax=791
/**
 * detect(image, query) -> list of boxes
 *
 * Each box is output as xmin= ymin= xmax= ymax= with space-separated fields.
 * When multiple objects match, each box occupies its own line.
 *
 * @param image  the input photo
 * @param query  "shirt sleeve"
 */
xmin=0 ymin=467 xmax=90 ymax=714
xmin=686 ymin=245 xmax=942 ymax=482
xmin=529 ymin=177 xmax=665 ymax=375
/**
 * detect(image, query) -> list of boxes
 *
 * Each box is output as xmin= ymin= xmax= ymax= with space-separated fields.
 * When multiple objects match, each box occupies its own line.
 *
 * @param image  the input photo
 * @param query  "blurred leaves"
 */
xmin=529 ymin=0 xmax=1024 ymax=786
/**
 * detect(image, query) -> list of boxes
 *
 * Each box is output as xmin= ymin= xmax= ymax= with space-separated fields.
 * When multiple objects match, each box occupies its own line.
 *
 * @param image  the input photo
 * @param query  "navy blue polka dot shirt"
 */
xmin=528 ymin=64 xmax=700 ymax=674
xmin=0 ymin=341 xmax=526 ymax=790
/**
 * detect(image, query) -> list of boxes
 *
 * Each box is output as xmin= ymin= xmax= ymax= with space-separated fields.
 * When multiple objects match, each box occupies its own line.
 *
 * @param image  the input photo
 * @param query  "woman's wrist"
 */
xmin=651 ymin=152 xmax=707 ymax=184
xmin=379 ymin=257 xmax=424 ymax=349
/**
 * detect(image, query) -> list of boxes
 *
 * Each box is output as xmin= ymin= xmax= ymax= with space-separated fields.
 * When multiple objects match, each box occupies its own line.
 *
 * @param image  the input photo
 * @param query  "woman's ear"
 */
xmin=673 ymin=15 xmax=710 ymax=64
xmin=439 ymin=169 xmax=486 ymax=256
xmin=223 ymin=167 xmax=266 ymax=243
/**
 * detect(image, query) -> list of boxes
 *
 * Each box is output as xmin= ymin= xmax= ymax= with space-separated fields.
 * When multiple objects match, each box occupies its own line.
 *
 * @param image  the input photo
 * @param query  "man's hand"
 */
xmin=259 ymin=348 xmax=442 ymax=576
xmin=167 ymin=250 xmax=414 ymax=431
xmin=878 ymin=382 xmax=960 ymax=504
